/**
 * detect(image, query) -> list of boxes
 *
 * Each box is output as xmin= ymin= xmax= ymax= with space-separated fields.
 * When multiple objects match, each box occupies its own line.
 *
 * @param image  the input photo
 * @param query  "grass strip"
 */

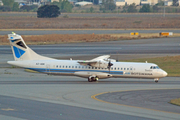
xmin=1 ymin=33 xmax=180 ymax=45
xmin=169 ymin=98 xmax=180 ymax=106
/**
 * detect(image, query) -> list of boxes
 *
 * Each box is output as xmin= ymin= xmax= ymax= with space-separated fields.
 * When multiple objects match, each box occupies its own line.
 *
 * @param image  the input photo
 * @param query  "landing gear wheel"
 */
xmin=154 ymin=78 xmax=159 ymax=83
xmin=155 ymin=80 xmax=158 ymax=83
xmin=88 ymin=78 xmax=92 ymax=82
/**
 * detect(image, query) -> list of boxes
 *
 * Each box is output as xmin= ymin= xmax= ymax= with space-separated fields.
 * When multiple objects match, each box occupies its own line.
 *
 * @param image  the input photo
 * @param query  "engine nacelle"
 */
xmin=90 ymin=60 xmax=109 ymax=69
xmin=74 ymin=72 xmax=112 ymax=79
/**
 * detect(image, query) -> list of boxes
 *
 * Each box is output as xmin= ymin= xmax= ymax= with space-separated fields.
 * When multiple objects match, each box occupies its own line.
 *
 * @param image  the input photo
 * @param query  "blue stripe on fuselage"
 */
xmin=27 ymin=68 xmax=124 ymax=75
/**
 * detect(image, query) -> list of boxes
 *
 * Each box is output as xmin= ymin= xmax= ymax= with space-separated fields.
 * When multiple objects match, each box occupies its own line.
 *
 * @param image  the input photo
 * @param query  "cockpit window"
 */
xmin=16 ymin=41 xmax=27 ymax=49
xmin=150 ymin=66 xmax=160 ymax=69
xmin=156 ymin=66 xmax=160 ymax=69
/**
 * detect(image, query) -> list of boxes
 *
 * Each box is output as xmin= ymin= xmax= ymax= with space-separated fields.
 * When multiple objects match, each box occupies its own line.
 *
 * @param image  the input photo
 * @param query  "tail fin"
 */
xmin=8 ymin=32 xmax=54 ymax=61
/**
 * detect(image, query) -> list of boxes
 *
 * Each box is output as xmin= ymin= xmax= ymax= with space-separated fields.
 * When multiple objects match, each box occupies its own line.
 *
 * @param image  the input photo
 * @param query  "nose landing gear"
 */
xmin=154 ymin=78 xmax=159 ymax=83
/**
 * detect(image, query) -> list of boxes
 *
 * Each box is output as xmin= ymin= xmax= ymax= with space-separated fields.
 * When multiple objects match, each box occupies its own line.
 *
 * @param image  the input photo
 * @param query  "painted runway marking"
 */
xmin=1 ymin=108 xmax=15 ymax=111
xmin=91 ymin=88 xmax=180 ymax=115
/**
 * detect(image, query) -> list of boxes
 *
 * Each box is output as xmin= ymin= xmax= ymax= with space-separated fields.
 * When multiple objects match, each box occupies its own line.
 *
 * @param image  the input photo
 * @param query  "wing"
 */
xmin=78 ymin=55 xmax=110 ymax=66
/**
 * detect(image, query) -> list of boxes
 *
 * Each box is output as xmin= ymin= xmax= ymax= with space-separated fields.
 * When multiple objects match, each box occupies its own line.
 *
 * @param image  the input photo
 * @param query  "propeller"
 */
xmin=107 ymin=60 xmax=113 ymax=73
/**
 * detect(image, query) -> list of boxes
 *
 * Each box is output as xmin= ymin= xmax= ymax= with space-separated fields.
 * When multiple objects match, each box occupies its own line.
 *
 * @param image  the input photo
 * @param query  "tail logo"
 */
xmin=13 ymin=46 xmax=25 ymax=58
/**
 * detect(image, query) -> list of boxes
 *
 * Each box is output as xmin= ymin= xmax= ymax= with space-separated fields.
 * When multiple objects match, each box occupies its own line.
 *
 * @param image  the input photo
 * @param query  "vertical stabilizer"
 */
xmin=8 ymin=32 xmax=54 ymax=61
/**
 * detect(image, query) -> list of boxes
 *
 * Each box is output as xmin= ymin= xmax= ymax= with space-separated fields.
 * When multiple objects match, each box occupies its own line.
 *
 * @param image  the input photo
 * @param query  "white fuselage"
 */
xmin=8 ymin=59 xmax=167 ymax=79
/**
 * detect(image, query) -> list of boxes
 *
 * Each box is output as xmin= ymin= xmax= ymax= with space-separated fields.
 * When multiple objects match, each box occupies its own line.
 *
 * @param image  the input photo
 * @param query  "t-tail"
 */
xmin=8 ymin=32 xmax=54 ymax=61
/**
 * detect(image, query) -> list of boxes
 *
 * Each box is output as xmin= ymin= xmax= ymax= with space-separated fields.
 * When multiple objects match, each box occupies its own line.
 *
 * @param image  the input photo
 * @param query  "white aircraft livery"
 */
xmin=7 ymin=33 xmax=167 ymax=83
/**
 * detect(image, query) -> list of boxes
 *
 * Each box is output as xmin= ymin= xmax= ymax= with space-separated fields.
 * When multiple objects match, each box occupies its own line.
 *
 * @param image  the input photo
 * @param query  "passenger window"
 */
xmin=127 ymin=68 xmax=129 ymax=70
xmin=114 ymin=68 xmax=116 ymax=70
xmin=153 ymin=66 xmax=156 ymax=69
xmin=79 ymin=66 xmax=81 ymax=68
xmin=124 ymin=68 xmax=126 ymax=70
xmin=63 ymin=66 xmax=64 ymax=68
xmin=69 ymin=66 xmax=71 ymax=68
xmin=72 ymin=66 xmax=74 ymax=68
xmin=75 ymin=66 xmax=77 ymax=68
xmin=59 ymin=66 xmax=61 ymax=68
xmin=121 ymin=68 xmax=123 ymax=70
xmin=66 ymin=66 xmax=68 ymax=68
xmin=150 ymin=66 xmax=153 ymax=69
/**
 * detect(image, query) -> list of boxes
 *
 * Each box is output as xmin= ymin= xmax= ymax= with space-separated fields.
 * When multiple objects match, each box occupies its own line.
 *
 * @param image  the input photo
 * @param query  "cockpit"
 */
xmin=150 ymin=66 xmax=160 ymax=69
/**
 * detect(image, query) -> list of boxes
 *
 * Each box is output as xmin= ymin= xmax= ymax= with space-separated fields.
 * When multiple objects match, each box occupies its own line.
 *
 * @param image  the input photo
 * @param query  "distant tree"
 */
xmin=20 ymin=5 xmax=38 ymax=12
xmin=100 ymin=0 xmax=116 ymax=11
xmin=90 ymin=6 xmax=94 ymax=13
xmin=127 ymin=3 xmax=137 ymax=13
xmin=152 ymin=5 xmax=158 ymax=12
xmin=172 ymin=0 xmax=179 ymax=6
xmin=139 ymin=4 xmax=151 ymax=12
xmin=0 ymin=6 xmax=11 ymax=11
xmin=2 ymin=0 xmax=14 ymax=8
xmin=61 ymin=0 xmax=73 ymax=12
xmin=12 ymin=2 xmax=19 ymax=11
xmin=122 ymin=3 xmax=128 ymax=13
xmin=37 ymin=5 xmax=61 ymax=18
xmin=50 ymin=0 xmax=73 ymax=13
xmin=156 ymin=0 xmax=164 ymax=6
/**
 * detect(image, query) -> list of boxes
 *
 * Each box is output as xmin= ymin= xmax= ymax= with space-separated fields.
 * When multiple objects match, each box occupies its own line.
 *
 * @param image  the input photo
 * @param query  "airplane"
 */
xmin=7 ymin=32 xmax=168 ymax=83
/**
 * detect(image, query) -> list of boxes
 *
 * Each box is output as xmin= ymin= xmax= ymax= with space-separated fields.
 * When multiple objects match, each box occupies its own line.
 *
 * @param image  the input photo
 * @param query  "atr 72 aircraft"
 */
xmin=7 ymin=33 xmax=167 ymax=83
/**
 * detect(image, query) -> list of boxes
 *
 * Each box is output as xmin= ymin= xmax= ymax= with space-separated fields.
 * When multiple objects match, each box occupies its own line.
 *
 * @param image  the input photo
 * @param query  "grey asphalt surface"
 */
xmin=0 ymin=68 xmax=180 ymax=120
xmin=1 ymin=37 xmax=180 ymax=55
xmin=0 ymin=95 xmax=154 ymax=120
xmin=0 ymin=36 xmax=180 ymax=120
xmin=1 ymin=29 xmax=180 ymax=35
xmin=96 ymin=89 xmax=180 ymax=113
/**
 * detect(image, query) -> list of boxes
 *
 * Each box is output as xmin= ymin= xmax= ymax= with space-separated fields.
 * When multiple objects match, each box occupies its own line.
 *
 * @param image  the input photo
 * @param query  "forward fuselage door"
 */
xmin=46 ymin=64 xmax=51 ymax=74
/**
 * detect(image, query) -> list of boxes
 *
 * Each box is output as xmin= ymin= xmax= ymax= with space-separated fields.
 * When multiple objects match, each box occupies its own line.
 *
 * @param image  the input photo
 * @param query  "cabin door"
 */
xmin=46 ymin=64 xmax=51 ymax=74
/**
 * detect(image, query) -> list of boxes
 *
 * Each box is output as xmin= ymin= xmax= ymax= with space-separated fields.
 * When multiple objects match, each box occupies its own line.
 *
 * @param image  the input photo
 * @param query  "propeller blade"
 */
xmin=108 ymin=61 xmax=113 ymax=73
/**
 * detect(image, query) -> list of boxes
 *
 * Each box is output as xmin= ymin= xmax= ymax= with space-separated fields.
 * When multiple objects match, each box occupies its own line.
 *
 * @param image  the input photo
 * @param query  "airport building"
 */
xmin=115 ymin=0 xmax=159 ymax=6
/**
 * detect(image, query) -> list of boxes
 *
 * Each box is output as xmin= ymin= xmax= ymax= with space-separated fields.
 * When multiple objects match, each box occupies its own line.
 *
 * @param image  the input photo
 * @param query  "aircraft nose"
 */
xmin=163 ymin=71 xmax=168 ymax=77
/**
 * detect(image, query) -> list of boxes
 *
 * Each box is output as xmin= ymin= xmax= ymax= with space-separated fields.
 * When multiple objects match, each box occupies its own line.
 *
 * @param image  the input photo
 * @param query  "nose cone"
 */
xmin=163 ymin=71 xmax=168 ymax=77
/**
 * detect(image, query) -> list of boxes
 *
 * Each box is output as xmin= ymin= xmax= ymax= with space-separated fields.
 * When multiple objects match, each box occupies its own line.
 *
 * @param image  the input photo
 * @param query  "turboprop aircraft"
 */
xmin=7 ymin=32 xmax=167 ymax=83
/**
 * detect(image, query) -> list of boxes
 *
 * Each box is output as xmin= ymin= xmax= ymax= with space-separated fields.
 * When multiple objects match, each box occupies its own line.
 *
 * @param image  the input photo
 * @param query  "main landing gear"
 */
xmin=88 ymin=76 xmax=99 ymax=82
